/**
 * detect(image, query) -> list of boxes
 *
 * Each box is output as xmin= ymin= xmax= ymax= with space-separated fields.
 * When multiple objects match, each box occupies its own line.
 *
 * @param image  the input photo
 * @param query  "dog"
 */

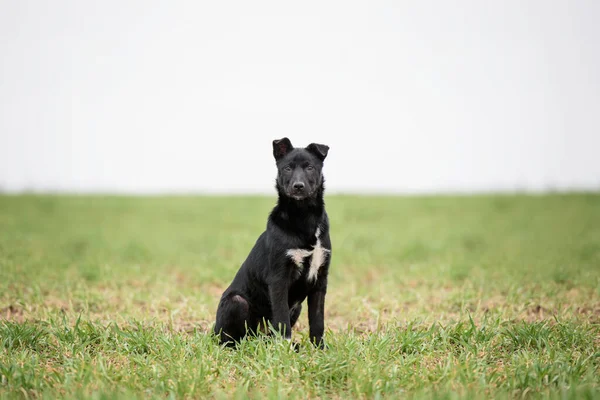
xmin=213 ymin=137 xmax=331 ymax=349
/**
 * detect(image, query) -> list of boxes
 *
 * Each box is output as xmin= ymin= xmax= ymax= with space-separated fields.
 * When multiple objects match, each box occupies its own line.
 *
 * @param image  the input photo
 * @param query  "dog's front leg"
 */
xmin=308 ymin=289 xmax=326 ymax=348
xmin=268 ymin=283 xmax=291 ymax=340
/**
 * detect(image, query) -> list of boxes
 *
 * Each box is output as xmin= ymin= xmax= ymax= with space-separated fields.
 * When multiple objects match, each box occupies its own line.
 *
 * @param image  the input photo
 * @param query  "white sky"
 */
xmin=1 ymin=1 xmax=599 ymax=194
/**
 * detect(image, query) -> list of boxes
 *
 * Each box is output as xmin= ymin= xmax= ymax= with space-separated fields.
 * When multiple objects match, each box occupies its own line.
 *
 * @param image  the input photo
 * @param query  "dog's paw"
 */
xmin=311 ymin=338 xmax=328 ymax=350
xmin=280 ymin=338 xmax=300 ymax=352
xmin=317 ymin=341 xmax=328 ymax=350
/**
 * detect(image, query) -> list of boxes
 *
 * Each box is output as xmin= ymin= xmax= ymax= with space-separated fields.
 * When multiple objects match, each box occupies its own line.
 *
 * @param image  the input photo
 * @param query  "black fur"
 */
xmin=214 ymin=138 xmax=332 ymax=348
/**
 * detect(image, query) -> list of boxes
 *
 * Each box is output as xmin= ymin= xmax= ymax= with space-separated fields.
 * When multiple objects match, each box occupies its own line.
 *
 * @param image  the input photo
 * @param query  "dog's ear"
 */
xmin=306 ymin=143 xmax=329 ymax=161
xmin=273 ymin=137 xmax=294 ymax=161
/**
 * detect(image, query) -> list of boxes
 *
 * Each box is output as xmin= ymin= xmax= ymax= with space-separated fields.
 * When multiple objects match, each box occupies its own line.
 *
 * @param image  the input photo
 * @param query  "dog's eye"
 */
xmin=284 ymin=166 xmax=292 ymax=172
xmin=306 ymin=165 xmax=314 ymax=171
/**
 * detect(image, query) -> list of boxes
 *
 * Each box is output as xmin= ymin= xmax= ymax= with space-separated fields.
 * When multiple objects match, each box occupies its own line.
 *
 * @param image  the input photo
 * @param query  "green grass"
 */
xmin=0 ymin=193 xmax=599 ymax=399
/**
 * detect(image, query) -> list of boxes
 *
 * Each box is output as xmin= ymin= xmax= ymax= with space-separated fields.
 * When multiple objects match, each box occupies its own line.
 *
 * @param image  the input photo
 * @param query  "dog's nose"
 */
xmin=293 ymin=182 xmax=305 ymax=191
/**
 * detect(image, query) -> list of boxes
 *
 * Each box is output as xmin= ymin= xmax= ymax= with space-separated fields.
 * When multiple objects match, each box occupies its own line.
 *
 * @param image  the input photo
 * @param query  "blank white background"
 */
xmin=1 ymin=1 xmax=599 ymax=194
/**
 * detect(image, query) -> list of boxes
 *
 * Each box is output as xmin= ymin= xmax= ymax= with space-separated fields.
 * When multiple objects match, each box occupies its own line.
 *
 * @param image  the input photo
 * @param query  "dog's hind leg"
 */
xmin=214 ymin=294 xmax=251 ymax=347
xmin=289 ymin=302 xmax=302 ymax=328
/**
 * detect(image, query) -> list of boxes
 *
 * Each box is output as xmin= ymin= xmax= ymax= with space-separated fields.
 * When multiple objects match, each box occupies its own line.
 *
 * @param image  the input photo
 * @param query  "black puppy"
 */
xmin=214 ymin=137 xmax=331 ymax=348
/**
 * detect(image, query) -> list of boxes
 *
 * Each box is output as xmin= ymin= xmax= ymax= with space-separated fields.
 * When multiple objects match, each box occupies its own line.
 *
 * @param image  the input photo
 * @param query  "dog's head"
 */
xmin=273 ymin=137 xmax=329 ymax=201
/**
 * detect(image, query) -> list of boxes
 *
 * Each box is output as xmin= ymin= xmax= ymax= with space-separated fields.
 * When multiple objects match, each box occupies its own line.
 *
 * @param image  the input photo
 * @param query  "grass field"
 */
xmin=0 ymin=194 xmax=599 ymax=399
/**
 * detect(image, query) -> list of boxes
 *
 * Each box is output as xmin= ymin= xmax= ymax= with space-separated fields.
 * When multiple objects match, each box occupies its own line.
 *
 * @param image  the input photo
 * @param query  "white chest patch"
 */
xmin=286 ymin=228 xmax=331 ymax=282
